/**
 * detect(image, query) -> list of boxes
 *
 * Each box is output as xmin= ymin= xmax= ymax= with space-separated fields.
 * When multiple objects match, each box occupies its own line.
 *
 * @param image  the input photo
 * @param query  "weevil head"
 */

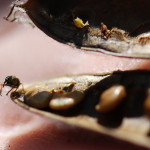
xmin=4 ymin=76 xmax=20 ymax=88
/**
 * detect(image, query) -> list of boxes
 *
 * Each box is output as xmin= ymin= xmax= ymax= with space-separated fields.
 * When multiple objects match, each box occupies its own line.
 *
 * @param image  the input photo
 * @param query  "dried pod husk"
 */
xmin=6 ymin=0 xmax=150 ymax=58
xmin=12 ymin=71 xmax=150 ymax=149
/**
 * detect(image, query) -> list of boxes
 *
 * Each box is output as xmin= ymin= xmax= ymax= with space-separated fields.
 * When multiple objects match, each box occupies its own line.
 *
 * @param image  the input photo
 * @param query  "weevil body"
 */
xmin=0 ymin=76 xmax=24 ymax=95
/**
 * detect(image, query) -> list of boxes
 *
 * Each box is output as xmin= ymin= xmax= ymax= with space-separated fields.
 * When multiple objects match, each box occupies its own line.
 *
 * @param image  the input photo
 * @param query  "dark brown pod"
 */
xmin=5 ymin=0 xmax=150 ymax=58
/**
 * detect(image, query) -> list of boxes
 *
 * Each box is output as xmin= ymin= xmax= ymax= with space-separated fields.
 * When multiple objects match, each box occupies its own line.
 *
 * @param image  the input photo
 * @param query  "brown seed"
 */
xmin=24 ymin=86 xmax=53 ymax=109
xmin=49 ymin=91 xmax=84 ymax=110
xmin=144 ymin=89 xmax=150 ymax=118
xmin=95 ymin=85 xmax=126 ymax=112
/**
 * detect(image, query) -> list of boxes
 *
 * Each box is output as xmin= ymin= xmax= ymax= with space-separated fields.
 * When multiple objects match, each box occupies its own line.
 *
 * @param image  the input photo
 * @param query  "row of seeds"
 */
xmin=23 ymin=84 xmax=150 ymax=119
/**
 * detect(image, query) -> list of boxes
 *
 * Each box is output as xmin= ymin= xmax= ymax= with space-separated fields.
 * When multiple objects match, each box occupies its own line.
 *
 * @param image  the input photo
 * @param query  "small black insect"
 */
xmin=0 ymin=76 xmax=24 ymax=95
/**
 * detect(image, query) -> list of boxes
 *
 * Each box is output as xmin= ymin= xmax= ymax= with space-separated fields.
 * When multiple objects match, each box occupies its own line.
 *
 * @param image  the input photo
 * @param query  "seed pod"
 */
xmin=24 ymin=87 xmax=53 ymax=109
xmin=49 ymin=91 xmax=84 ymax=110
xmin=11 ymin=71 xmax=150 ymax=149
xmin=96 ymin=85 xmax=126 ymax=112
xmin=5 ymin=0 xmax=150 ymax=58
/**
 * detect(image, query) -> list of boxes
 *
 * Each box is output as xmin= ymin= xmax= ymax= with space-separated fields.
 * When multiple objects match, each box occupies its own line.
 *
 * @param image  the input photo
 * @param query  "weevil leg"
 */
xmin=6 ymin=88 xmax=15 ymax=96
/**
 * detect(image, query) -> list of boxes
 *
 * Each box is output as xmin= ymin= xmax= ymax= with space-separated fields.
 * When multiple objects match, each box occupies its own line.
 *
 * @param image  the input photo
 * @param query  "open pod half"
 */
xmin=5 ymin=0 xmax=150 ymax=58
xmin=11 ymin=71 xmax=150 ymax=149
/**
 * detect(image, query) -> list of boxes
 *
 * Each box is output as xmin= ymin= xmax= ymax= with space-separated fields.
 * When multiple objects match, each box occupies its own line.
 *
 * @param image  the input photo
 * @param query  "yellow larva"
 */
xmin=74 ymin=17 xmax=89 ymax=29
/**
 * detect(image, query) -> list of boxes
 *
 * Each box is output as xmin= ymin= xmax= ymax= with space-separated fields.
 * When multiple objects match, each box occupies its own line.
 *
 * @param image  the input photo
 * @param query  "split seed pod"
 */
xmin=5 ymin=0 xmax=150 ymax=58
xmin=12 ymin=71 xmax=150 ymax=149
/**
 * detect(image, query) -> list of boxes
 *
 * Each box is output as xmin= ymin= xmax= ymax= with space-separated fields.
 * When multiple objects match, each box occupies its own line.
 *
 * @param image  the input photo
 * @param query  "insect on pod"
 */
xmin=4 ymin=0 xmax=150 ymax=58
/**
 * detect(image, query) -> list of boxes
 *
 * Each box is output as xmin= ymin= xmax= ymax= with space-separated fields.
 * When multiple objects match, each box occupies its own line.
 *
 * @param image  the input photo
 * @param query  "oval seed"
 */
xmin=24 ymin=87 xmax=53 ymax=109
xmin=49 ymin=91 xmax=84 ymax=110
xmin=144 ymin=89 xmax=150 ymax=118
xmin=95 ymin=85 xmax=126 ymax=112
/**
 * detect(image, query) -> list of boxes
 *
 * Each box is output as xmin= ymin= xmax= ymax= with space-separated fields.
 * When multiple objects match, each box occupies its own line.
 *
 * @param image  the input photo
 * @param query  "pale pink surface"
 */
xmin=0 ymin=1 xmax=150 ymax=149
